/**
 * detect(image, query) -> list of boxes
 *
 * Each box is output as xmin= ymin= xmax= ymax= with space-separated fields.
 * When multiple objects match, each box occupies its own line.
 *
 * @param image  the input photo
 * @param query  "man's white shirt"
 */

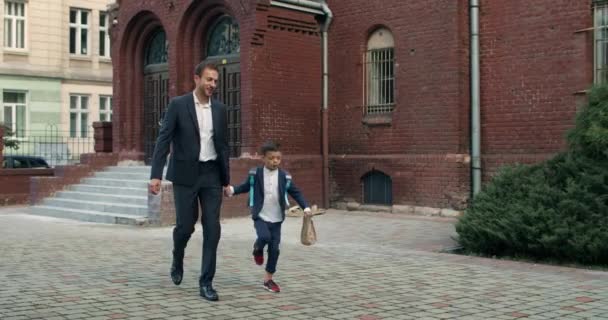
xmin=193 ymin=91 xmax=217 ymax=162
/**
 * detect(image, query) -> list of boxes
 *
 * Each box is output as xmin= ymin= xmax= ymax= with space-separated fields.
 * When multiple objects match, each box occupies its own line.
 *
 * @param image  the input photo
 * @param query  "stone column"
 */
xmin=0 ymin=126 xmax=4 ymax=168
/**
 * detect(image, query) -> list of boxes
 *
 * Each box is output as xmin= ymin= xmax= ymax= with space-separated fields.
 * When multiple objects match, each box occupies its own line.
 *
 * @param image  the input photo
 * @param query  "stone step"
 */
xmin=55 ymin=191 xmax=147 ymax=206
xmin=28 ymin=165 xmax=160 ymax=225
xmin=30 ymin=205 xmax=149 ymax=225
xmin=81 ymin=177 xmax=148 ymax=189
xmin=105 ymin=166 xmax=151 ymax=174
xmin=41 ymin=198 xmax=148 ymax=216
xmin=69 ymin=184 xmax=148 ymax=197
xmin=94 ymin=171 xmax=150 ymax=180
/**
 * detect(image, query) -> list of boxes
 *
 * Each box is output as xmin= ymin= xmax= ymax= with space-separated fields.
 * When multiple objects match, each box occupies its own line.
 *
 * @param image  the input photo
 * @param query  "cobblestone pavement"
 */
xmin=1 ymin=207 xmax=608 ymax=320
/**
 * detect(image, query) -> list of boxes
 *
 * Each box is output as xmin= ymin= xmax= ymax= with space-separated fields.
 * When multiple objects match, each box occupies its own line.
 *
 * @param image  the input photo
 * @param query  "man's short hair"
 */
xmin=260 ymin=141 xmax=281 ymax=155
xmin=194 ymin=62 xmax=219 ymax=76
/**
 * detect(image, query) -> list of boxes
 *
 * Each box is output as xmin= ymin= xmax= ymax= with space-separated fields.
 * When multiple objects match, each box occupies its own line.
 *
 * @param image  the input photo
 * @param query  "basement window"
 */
xmin=362 ymin=170 xmax=393 ymax=205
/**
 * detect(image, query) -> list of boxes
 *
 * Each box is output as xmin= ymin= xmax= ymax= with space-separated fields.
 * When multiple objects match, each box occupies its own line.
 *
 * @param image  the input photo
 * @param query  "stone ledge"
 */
xmin=334 ymin=201 xmax=463 ymax=218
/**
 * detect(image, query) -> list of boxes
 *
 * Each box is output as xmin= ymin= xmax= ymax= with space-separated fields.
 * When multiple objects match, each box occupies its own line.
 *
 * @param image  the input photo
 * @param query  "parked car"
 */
xmin=2 ymin=155 xmax=50 ymax=169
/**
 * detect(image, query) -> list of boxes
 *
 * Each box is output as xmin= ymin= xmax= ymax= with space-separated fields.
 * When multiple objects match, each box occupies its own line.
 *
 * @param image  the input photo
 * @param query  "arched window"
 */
xmin=145 ymin=30 xmax=168 ymax=66
xmin=207 ymin=16 xmax=240 ymax=56
xmin=365 ymin=28 xmax=395 ymax=114
xmin=362 ymin=170 xmax=393 ymax=205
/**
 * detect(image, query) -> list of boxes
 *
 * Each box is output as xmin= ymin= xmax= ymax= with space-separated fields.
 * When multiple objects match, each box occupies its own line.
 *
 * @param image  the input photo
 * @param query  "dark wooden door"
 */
xmin=213 ymin=62 xmax=241 ymax=157
xmin=143 ymin=66 xmax=169 ymax=164
xmin=363 ymin=171 xmax=393 ymax=205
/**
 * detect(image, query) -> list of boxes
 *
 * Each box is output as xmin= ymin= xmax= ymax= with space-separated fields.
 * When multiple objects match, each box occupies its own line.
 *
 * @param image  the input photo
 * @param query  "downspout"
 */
xmin=470 ymin=0 xmax=482 ymax=196
xmin=269 ymin=0 xmax=333 ymax=208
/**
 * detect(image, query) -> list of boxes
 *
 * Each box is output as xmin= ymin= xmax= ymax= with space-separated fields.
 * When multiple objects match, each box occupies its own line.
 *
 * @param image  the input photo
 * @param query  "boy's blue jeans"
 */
xmin=253 ymin=219 xmax=282 ymax=274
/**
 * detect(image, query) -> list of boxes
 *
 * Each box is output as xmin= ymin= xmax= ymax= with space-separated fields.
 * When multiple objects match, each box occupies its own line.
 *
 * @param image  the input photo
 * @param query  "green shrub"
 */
xmin=1 ymin=124 xmax=19 ymax=150
xmin=456 ymin=86 xmax=608 ymax=265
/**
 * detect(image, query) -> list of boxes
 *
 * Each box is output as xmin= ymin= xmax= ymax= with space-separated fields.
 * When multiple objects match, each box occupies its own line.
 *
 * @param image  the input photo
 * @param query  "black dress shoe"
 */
xmin=200 ymin=285 xmax=219 ymax=301
xmin=170 ymin=252 xmax=183 ymax=285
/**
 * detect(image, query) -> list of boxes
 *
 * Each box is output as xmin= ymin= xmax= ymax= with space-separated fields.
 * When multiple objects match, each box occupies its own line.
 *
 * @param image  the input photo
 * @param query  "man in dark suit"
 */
xmin=149 ymin=62 xmax=230 ymax=301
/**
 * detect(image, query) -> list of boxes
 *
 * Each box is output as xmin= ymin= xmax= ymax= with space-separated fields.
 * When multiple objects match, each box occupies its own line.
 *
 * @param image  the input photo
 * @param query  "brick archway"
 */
xmin=114 ymin=11 xmax=166 ymax=160
xmin=175 ymin=1 xmax=237 ymax=94
xmin=176 ymin=1 xmax=244 ymax=157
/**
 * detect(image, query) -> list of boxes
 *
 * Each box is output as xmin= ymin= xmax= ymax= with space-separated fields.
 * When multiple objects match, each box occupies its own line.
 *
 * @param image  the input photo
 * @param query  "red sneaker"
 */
xmin=263 ymin=280 xmax=281 ymax=293
xmin=252 ymin=248 xmax=264 ymax=265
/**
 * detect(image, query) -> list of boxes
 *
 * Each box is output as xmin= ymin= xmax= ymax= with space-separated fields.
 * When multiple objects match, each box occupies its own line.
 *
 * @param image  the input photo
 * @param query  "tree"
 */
xmin=455 ymin=85 xmax=608 ymax=265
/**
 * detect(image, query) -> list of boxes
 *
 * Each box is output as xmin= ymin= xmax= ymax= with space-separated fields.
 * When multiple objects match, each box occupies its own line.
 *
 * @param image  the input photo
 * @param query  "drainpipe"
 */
xmin=470 ymin=0 xmax=481 ymax=196
xmin=269 ymin=0 xmax=333 ymax=208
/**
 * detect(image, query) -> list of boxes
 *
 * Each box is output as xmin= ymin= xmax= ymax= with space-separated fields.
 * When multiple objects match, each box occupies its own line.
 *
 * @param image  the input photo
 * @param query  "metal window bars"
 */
xmin=364 ymin=47 xmax=395 ymax=114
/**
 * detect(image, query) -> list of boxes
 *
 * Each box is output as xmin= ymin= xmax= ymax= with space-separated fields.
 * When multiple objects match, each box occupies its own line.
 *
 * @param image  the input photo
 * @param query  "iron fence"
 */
xmin=2 ymin=127 xmax=94 ymax=167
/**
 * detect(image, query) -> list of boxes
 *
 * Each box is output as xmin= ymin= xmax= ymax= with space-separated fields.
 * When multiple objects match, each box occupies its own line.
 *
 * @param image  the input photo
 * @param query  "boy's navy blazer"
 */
xmin=233 ymin=166 xmax=309 ymax=221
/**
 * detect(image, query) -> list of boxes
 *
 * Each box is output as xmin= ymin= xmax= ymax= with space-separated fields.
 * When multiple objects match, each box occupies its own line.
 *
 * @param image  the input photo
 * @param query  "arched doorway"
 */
xmin=362 ymin=170 xmax=393 ymax=205
xmin=143 ymin=29 xmax=169 ymax=164
xmin=205 ymin=16 xmax=241 ymax=157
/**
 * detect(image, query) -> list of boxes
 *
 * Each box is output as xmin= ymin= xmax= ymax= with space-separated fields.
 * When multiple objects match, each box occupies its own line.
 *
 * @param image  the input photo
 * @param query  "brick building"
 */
xmin=109 ymin=0 xmax=595 ymax=212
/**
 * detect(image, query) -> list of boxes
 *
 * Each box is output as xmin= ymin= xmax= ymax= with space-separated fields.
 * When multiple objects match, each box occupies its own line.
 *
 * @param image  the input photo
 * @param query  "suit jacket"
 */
xmin=233 ymin=166 xmax=309 ymax=221
xmin=150 ymin=92 xmax=230 ymax=187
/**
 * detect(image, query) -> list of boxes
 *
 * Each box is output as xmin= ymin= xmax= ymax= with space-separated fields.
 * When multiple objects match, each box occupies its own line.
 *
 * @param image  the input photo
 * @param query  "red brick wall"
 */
xmin=326 ymin=0 xmax=593 ymax=206
xmin=327 ymin=0 xmax=471 ymax=207
xmin=112 ymin=0 xmax=593 ymax=209
xmin=330 ymin=155 xmax=469 ymax=209
xmin=328 ymin=0 xmax=470 ymax=155
xmin=246 ymin=6 xmax=322 ymax=155
xmin=113 ymin=1 xmax=324 ymax=215
xmin=112 ymin=1 xmax=322 ymax=157
xmin=158 ymin=157 xmax=323 ymax=224
xmin=478 ymin=0 xmax=593 ymax=180
xmin=0 ymin=169 xmax=54 ymax=205
xmin=111 ymin=0 xmax=258 ymax=159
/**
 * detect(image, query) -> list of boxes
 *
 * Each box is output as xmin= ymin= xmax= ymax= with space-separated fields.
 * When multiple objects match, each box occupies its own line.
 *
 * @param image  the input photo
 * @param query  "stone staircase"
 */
xmin=30 ymin=165 xmax=154 ymax=225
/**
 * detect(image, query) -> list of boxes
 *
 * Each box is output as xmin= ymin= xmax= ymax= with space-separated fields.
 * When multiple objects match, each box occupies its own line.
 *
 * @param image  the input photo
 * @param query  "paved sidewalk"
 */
xmin=1 ymin=207 xmax=608 ymax=319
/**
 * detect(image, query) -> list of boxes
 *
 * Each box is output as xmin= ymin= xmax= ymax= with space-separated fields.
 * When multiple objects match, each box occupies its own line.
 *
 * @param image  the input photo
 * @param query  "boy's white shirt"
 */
xmin=257 ymin=167 xmax=282 ymax=222
xmin=227 ymin=167 xmax=311 ymax=215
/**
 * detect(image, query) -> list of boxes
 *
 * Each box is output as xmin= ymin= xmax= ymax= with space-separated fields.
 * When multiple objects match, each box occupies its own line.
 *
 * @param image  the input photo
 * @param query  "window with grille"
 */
xmin=69 ymin=8 xmax=90 ymax=55
xmin=99 ymin=11 xmax=110 ymax=58
xmin=99 ymin=96 xmax=112 ymax=122
xmin=70 ymin=94 xmax=89 ymax=137
xmin=364 ymin=28 xmax=395 ymax=114
xmin=596 ymin=3 xmax=608 ymax=84
xmin=2 ymin=91 xmax=26 ymax=138
xmin=3 ymin=0 xmax=26 ymax=49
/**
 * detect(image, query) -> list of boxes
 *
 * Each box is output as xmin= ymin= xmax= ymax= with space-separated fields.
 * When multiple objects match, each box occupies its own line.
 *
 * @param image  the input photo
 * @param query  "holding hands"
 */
xmin=223 ymin=185 xmax=234 ymax=197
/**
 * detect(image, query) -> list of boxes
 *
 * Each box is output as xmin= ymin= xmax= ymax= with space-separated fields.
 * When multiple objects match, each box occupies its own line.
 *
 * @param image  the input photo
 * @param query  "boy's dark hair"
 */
xmin=260 ymin=141 xmax=280 ymax=155
xmin=194 ymin=62 xmax=219 ymax=76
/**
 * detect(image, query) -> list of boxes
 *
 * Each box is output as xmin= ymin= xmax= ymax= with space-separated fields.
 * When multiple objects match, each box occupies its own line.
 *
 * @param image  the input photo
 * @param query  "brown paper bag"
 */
xmin=300 ymin=214 xmax=317 ymax=246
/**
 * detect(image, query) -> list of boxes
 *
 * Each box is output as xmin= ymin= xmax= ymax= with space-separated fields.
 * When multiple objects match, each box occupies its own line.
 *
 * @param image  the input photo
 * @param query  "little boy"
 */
xmin=228 ymin=141 xmax=311 ymax=293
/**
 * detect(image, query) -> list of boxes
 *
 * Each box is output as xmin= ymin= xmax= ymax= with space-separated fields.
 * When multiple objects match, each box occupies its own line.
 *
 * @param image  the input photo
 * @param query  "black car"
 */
xmin=2 ymin=155 xmax=50 ymax=169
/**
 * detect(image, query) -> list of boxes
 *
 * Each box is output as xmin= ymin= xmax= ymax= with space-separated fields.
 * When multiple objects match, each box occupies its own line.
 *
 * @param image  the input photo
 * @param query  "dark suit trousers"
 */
xmin=172 ymin=160 xmax=222 ymax=286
